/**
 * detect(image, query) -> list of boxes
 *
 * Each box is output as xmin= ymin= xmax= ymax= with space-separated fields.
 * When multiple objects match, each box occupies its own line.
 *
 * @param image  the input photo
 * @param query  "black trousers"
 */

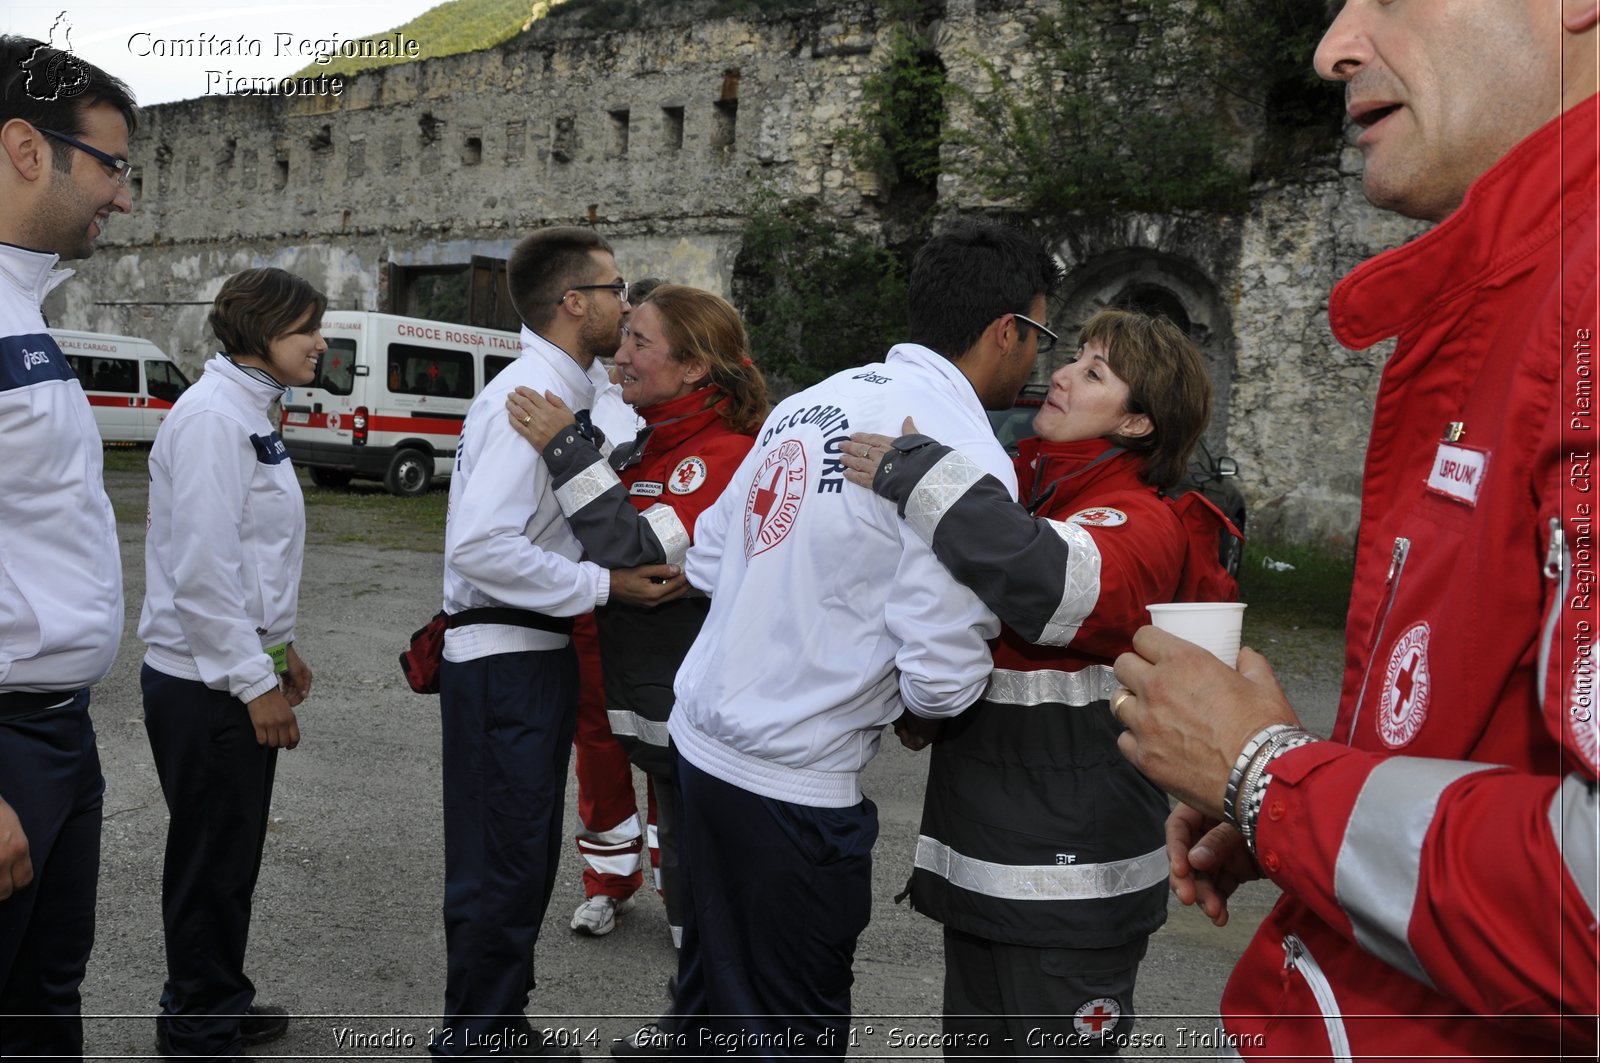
xmin=0 ymin=690 xmax=101 ymax=1063
xmin=142 ymin=666 xmax=278 ymax=1061
xmin=943 ymin=926 xmax=1148 ymax=1058
xmin=672 ymin=754 xmax=875 ymax=1060
xmin=432 ymin=647 xmax=578 ymax=1059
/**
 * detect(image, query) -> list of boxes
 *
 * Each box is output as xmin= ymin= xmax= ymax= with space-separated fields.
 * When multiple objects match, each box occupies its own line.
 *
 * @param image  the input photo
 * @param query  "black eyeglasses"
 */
xmin=1014 ymin=313 xmax=1059 ymax=354
xmin=37 ymin=127 xmax=137 ymax=187
xmin=562 ymin=282 xmax=630 ymax=305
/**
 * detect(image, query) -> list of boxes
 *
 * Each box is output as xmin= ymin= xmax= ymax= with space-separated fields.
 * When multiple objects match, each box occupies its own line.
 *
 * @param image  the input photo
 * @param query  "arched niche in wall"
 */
xmin=1049 ymin=249 xmax=1235 ymax=447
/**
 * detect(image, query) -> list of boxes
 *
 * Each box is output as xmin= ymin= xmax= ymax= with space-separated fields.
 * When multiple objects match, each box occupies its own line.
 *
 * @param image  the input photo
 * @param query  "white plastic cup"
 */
xmin=1146 ymin=602 xmax=1247 ymax=668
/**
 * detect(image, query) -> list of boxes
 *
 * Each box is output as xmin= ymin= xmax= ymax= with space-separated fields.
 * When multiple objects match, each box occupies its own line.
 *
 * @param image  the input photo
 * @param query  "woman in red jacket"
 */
xmin=843 ymin=308 xmax=1237 ymax=1055
xmin=504 ymin=285 xmax=767 ymax=1053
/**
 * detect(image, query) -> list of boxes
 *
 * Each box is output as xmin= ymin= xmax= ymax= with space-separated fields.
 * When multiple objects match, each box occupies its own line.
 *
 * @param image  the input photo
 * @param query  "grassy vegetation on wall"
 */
xmin=733 ymin=188 xmax=908 ymax=393
xmin=297 ymin=0 xmax=555 ymax=78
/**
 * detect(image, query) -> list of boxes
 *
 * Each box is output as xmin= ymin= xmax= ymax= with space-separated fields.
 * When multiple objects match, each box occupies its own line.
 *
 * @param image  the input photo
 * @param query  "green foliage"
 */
xmin=949 ymin=0 xmax=1337 ymax=218
xmin=297 ymin=0 xmax=544 ymax=78
xmin=1195 ymin=0 xmax=1343 ymax=174
xmin=733 ymin=188 xmax=907 ymax=392
xmin=545 ymin=0 xmax=817 ymax=30
xmin=1238 ymin=538 xmax=1355 ymax=631
xmin=841 ymin=23 xmax=947 ymax=192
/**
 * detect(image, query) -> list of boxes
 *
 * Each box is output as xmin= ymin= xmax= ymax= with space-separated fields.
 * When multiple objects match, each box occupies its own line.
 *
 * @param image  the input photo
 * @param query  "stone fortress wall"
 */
xmin=50 ymin=0 xmax=1427 ymax=543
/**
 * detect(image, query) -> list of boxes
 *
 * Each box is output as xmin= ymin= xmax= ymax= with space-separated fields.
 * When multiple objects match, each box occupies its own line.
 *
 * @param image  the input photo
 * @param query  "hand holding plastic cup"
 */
xmin=1146 ymin=602 xmax=1247 ymax=668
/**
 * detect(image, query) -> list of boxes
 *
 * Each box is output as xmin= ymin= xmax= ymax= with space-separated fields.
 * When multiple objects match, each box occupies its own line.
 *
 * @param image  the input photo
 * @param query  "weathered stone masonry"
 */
xmin=52 ymin=0 xmax=1427 ymax=543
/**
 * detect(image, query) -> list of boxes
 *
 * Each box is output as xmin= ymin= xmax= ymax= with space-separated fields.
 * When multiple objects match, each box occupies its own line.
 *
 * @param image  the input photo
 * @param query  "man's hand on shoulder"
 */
xmin=610 ymin=564 xmax=690 ymax=607
xmin=0 ymin=795 xmax=34 ymax=901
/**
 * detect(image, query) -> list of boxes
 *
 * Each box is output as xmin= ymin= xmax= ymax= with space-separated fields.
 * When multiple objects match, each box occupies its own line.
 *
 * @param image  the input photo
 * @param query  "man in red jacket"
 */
xmin=1112 ymin=1 xmax=1599 ymax=1058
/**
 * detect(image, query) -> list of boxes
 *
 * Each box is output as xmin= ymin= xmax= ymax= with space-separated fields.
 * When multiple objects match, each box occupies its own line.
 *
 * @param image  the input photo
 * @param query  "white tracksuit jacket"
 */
xmin=139 ymin=354 xmax=304 ymax=704
xmin=670 ymin=344 xmax=1014 ymax=807
xmin=442 ymin=327 xmax=614 ymax=662
xmin=0 ymin=242 xmax=123 ymax=693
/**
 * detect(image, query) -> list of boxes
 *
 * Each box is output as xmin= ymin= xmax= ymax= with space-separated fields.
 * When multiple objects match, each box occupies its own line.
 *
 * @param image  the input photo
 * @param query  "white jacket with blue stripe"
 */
xmin=0 ymin=242 xmax=123 ymax=694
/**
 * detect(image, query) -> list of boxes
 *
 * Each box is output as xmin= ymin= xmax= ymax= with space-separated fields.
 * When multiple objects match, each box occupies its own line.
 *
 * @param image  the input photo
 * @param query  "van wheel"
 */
xmin=385 ymin=449 xmax=433 ymax=497
xmin=310 ymin=468 xmax=353 ymax=488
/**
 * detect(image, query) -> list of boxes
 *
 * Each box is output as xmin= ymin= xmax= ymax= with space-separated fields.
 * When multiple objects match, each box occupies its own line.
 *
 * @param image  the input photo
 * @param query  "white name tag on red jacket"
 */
xmin=1426 ymin=443 xmax=1488 ymax=506
xmin=630 ymin=481 xmax=664 ymax=497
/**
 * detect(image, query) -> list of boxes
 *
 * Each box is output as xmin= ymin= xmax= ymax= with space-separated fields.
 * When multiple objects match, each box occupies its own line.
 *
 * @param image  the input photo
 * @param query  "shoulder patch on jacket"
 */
xmin=669 ymin=456 xmax=708 ymax=495
xmin=1067 ymin=507 xmax=1128 ymax=528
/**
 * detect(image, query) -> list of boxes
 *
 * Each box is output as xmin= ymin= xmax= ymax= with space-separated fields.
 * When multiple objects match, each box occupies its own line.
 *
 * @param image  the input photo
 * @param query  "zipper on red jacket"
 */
xmin=1537 ymin=518 xmax=1567 ymax=696
xmin=1349 ymin=536 xmax=1412 ymax=743
xmin=1281 ymin=933 xmax=1353 ymax=1063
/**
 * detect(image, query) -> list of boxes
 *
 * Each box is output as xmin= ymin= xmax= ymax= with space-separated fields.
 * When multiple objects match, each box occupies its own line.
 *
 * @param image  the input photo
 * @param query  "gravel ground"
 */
xmin=73 ymin=464 xmax=1346 ymax=1061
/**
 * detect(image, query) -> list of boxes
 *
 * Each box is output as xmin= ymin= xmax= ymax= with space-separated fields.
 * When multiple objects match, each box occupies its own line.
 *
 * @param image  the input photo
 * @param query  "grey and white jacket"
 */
xmin=140 ymin=354 xmax=305 ymax=704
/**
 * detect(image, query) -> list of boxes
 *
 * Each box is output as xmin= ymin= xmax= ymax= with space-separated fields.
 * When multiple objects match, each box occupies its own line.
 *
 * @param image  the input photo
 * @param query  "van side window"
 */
xmin=484 ymin=355 xmax=514 ymax=385
xmin=314 ymin=338 xmax=357 ymax=396
xmin=72 ymin=355 xmax=138 ymax=394
xmin=389 ymin=343 xmax=474 ymax=400
xmin=147 ymin=360 xmax=191 ymax=404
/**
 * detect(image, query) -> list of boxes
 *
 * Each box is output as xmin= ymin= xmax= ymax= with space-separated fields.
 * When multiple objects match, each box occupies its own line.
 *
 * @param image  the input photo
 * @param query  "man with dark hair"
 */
xmin=0 ymin=34 xmax=136 ymax=1062
xmin=1112 ymin=2 xmax=1600 ymax=1059
xmin=666 ymin=220 xmax=1061 ymax=1057
xmin=432 ymin=226 xmax=681 ymax=1057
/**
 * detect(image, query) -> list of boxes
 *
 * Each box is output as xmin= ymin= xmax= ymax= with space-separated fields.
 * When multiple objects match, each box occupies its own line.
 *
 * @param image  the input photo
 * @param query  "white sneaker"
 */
xmin=571 ymin=894 xmax=635 ymax=936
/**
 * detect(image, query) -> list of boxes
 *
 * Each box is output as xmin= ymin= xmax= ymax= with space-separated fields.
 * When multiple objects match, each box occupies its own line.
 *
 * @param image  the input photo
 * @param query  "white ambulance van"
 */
xmin=279 ymin=312 xmax=523 ymax=496
xmin=50 ymin=329 xmax=192 ymax=444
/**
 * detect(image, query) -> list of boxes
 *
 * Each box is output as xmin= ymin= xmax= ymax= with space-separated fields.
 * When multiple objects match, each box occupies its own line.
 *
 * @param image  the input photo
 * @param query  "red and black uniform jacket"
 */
xmin=876 ymin=436 xmax=1237 ymax=948
xmin=541 ymin=387 xmax=755 ymax=774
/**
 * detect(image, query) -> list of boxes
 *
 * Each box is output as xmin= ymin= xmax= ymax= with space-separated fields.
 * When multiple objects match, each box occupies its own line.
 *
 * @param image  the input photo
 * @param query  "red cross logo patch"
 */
xmin=744 ymin=439 xmax=806 ymax=559
xmin=1379 ymin=621 xmax=1431 ymax=748
xmin=668 ymin=456 xmax=708 ymax=495
xmin=1074 ymin=998 xmax=1121 ymax=1036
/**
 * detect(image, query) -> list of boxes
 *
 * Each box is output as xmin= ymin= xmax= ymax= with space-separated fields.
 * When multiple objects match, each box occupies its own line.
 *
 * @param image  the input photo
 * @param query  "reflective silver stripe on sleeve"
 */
xmin=554 ymin=456 xmax=621 ymax=518
xmin=1036 ymin=518 xmax=1102 ymax=646
xmin=607 ymin=707 xmax=670 ymax=748
xmin=902 ymin=450 xmax=987 ymax=545
xmin=641 ymin=503 xmax=691 ymax=566
xmin=1549 ymin=773 xmax=1599 ymax=922
xmin=914 ymin=835 xmax=1167 ymax=901
xmin=1334 ymin=757 xmax=1497 ymax=990
xmin=985 ymin=665 xmax=1119 ymax=707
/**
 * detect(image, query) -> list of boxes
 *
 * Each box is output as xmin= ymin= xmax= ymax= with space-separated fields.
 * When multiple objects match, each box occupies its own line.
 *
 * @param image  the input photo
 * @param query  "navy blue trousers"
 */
xmin=142 ymin=665 xmax=278 ymax=1061
xmin=672 ymin=754 xmax=875 ymax=1060
xmin=0 ymin=690 xmax=101 ymax=1063
xmin=433 ymin=647 xmax=578 ymax=1058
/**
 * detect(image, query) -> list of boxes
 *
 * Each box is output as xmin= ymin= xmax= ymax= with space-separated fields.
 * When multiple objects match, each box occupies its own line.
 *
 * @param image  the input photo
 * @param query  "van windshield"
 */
xmin=313 ymin=338 xmax=357 ymax=396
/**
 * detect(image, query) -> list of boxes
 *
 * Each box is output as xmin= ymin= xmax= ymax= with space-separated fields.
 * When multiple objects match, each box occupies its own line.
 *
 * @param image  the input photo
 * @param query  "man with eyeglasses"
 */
xmin=432 ymin=226 xmax=682 ymax=1058
xmin=666 ymin=220 xmax=1061 ymax=1057
xmin=0 ymin=35 xmax=136 ymax=1063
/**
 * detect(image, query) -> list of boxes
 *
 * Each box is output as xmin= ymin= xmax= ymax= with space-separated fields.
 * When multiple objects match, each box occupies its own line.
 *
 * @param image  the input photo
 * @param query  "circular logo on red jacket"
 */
xmin=744 ymin=439 xmax=806 ymax=559
xmin=1379 ymin=621 xmax=1431 ymax=748
xmin=669 ymin=456 xmax=708 ymax=495
xmin=1067 ymin=507 xmax=1128 ymax=528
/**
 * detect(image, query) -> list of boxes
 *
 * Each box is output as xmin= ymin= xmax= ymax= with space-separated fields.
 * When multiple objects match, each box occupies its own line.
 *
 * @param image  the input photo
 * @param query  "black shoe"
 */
xmin=153 ymin=1006 xmax=285 ymax=1056
xmin=241 ymin=1004 xmax=290 ymax=1047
